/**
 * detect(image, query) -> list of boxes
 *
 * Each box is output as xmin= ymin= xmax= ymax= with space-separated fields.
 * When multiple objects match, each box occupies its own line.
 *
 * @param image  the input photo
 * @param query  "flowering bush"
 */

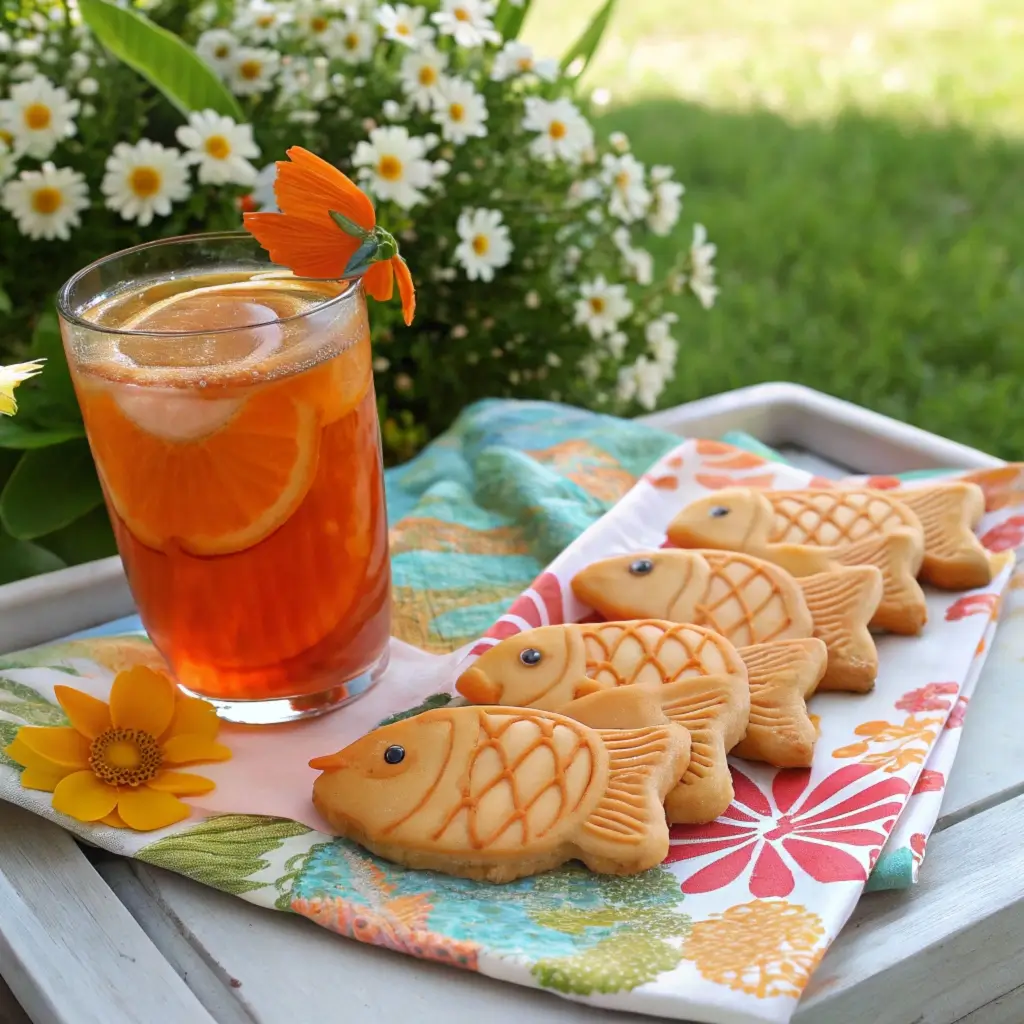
xmin=0 ymin=0 xmax=716 ymax=579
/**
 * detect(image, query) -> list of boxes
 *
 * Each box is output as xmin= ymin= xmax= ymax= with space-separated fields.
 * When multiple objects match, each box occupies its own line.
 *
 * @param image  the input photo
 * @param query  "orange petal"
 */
xmin=278 ymin=147 xmax=376 ymax=231
xmin=244 ymin=211 xmax=359 ymax=280
xmin=109 ymin=666 xmax=175 ymax=737
xmin=20 ymin=762 xmax=77 ymax=792
xmin=55 ymin=685 xmax=111 ymax=740
xmin=116 ymin=788 xmax=191 ymax=831
xmin=167 ymin=696 xmax=219 ymax=740
xmin=51 ymin=770 xmax=119 ymax=821
xmin=161 ymin=735 xmax=232 ymax=766
xmin=4 ymin=735 xmax=55 ymax=771
xmin=393 ymin=255 xmax=416 ymax=326
xmin=363 ymin=259 xmax=394 ymax=302
xmin=147 ymin=770 xmax=216 ymax=796
xmin=16 ymin=726 xmax=91 ymax=768
xmin=100 ymin=809 xmax=127 ymax=828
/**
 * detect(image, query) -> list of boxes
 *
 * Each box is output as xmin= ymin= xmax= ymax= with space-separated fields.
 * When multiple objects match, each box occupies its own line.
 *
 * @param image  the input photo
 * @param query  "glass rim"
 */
xmin=56 ymin=230 xmax=360 ymax=338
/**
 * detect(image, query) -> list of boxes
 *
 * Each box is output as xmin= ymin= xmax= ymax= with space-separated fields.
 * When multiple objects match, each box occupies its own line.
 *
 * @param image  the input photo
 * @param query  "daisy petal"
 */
xmin=109 ymin=666 xmax=176 ymax=737
xmin=168 ymin=697 xmax=219 ymax=740
xmin=116 ymin=788 xmax=192 ymax=831
xmin=393 ymin=255 xmax=416 ymax=325
xmin=16 ymin=726 xmax=91 ymax=768
xmin=161 ymin=735 xmax=232 ymax=766
xmin=147 ymin=770 xmax=216 ymax=796
xmin=54 ymin=685 xmax=112 ymax=740
xmin=363 ymin=259 xmax=394 ymax=302
xmin=20 ymin=763 xmax=77 ymax=792
xmin=51 ymin=770 xmax=119 ymax=821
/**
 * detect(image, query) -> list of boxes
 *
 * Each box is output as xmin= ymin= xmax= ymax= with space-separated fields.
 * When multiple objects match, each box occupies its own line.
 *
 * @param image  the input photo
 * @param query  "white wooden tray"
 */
xmin=1 ymin=383 xmax=1021 ymax=1024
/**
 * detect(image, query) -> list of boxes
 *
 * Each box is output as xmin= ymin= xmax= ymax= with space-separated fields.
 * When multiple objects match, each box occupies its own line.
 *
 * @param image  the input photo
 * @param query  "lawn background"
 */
xmin=525 ymin=0 xmax=1024 ymax=458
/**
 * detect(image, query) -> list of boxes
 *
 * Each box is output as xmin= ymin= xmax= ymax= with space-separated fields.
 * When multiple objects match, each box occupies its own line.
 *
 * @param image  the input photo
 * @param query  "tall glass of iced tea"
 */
xmin=57 ymin=232 xmax=390 ymax=724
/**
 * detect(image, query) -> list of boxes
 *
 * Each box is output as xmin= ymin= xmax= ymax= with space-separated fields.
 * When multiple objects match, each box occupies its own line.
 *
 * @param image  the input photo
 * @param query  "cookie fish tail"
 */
xmin=835 ymin=529 xmax=927 ymax=635
xmin=798 ymin=565 xmax=882 ymax=692
xmin=732 ymin=639 xmax=826 ymax=768
xmin=897 ymin=482 xmax=995 ymax=590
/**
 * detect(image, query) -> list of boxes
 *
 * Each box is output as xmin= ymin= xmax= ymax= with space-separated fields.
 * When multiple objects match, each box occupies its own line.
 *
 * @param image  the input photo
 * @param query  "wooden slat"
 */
xmin=0 ymin=805 xmax=215 ymax=1024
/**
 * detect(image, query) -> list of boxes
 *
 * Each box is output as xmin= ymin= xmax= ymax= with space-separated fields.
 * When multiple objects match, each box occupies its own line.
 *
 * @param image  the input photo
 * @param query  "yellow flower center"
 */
xmin=31 ymin=187 xmax=62 ymax=215
xmin=589 ymin=297 xmax=606 ymax=314
xmin=396 ymin=22 xmax=410 ymax=35
xmin=311 ymin=15 xmax=328 ymax=32
xmin=344 ymin=32 xmax=359 ymax=49
xmin=205 ymin=134 xmax=231 ymax=160
xmin=24 ymin=103 xmax=52 ymax=131
xmin=89 ymin=727 xmax=163 ymax=787
xmin=449 ymin=102 xmax=465 ymax=122
xmin=239 ymin=59 xmax=263 ymax=80
xmin=257 ymin=14 xmax=274 ymax=26
xmin=516 ymin=57 xmax=533 ymax=71
xmin=418 ymin=65 xmax=437 ymax=86
xmin=378 ymin=154 xmax=403 ymax=181
xmin=129 ymin=166 xmax=162 ymax=197
xmin=472 ymin=234 xmax=489 ymax=255
xmin=454 ymin=6 xmax=470 ymax=21
xmin=615 ymin=171 xmax=630 ymax=189
xmin=214 ymin=44 xmax=230 ymax=58
xmin=548 ymin=120 xmax=567 ymax=140
xmin=0 ymin=129 xmax=14 ymax=146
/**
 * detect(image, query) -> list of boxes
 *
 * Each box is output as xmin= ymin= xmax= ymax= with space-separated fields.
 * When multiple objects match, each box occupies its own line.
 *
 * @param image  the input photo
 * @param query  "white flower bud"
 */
xmin=78 ymin=76 xmax=99 ymax=95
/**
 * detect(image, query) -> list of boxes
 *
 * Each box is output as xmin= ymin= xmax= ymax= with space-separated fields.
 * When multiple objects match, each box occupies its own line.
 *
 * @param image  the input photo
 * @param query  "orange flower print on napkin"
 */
xmin=832 ymin=714 xmax=944 ymax=773
xmin=244 ymin=147 xmax=415 ymax=325
xmin=4 ymin=667 xmax=230 ymax=831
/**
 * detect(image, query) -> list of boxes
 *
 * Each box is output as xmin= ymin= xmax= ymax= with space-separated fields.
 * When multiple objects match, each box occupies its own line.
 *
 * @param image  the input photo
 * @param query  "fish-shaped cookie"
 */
xmin=310 ymin=688 xmax=690 ymax=884
xmin=571 ymin=549 xmax=881 ymax=692
xmin=667 ymin=487 xmax=928 ymax=634
xmin=456 ymin=620 xmax=822 ymax=823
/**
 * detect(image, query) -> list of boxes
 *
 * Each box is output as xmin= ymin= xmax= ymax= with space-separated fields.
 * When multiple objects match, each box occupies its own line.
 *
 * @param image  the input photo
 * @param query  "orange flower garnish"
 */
xmin=244 ymin=146 xmax=416 ymax=326
xmin=4 ymin=667 xmax=230 ymax=832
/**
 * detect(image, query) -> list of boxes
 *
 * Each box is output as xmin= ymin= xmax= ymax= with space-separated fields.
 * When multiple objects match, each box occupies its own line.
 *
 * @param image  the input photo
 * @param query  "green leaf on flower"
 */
xmin=343 ymin=237 xmax=380 ymax=277
xmin=560 ymin=0 xmax=619 ymax=75
xmin=137 ymin=813 xmax=312 ymax=896
xmin=329 ymin=209 xmax=372 ymax=241
xmin=78 ymin=0 xmax=244 ymax=121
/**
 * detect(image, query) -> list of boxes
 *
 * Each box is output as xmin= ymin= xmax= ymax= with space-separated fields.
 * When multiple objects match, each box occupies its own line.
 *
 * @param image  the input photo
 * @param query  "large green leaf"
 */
xmin=28 ymin=310 xmax=80 ymax=420
xmin=0 ymin=419 xmax=85 ymax=449
xmin=0 ymin=441 xmax=104 ymax=540
xmin=78 ymin=0 xmax=244 ymax=120
xmin=495 ymin=0 xmax=533 ymax=39
xmin=560 ymin=0 xmax=618 ymax=75
xmin=38 ymin=504 xmax=116 ymax=565
xmin=0 ymin=531 xmax=66 ymax=584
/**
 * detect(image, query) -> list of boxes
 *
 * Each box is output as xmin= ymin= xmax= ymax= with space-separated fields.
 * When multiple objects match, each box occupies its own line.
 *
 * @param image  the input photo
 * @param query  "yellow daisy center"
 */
xmin=311 ymin=15 xmax=328 ymax=32
xmin=24 ymin=103 xmax=53 ymax=131
xmin=129 ymin=166 xmax=162 ymax=198
xmin=449 ymin=102 xmax=465 ymax=122
xmin=396 ymin=22 xmax=410 ymax=35
xmin=239 ymin=59 xmax=263 ymax=80
xmin=378 ymin=154 xmax=403 ymax=181
xmin=205 ymin=134 xmax=232 ymax=160
xmin=548 ymin=120 xmax=567 ymax=140
xmin=344 ymin=32 xmax=359 ymax=49
xmin=516 ymin=57 xmax=533 ymax=71
xmin=472 ymin=234 xmax=489 ymax=255
xmin=454 ymin=6 xmax=470 ymax=21
xmin=589 ymin=296 xmax=606 ymax=314
xmin=89 ymin=727 xmax=163 ymax=787
xmin=615 ymin=171 xmax=630 ymax=189
xmin=418 ymin=65 xmax=438 ymax=86
xmin=214 ymin=44 xmax=230 ymax=58
xmin=0 ymin=128 xmax=14 ymax=146
xmin=257 ymin=14 xmax=275 ymax=27
xmin=32 ymin=187 xmax=62 ymax=215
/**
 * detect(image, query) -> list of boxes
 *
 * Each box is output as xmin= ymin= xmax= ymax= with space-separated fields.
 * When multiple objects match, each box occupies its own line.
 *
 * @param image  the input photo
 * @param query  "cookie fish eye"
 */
xmin=709 ymin=505 xmax=731 ymax=518
xmin=629 ymin=558 xmax=654 ymax=575
xmin=384 ymin=745 xmax=405 ymax=765
xmin=519 ymin=647 xmax=543 ymax=666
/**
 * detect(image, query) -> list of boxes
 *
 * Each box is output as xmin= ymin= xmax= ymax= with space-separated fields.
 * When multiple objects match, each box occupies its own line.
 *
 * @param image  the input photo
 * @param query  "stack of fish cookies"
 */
xmin=310 ymin=478 xmax=1001 ymax=884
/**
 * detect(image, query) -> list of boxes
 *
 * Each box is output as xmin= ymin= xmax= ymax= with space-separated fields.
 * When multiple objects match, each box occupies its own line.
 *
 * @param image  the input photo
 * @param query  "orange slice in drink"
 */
xmin=84 ymin=383 xmax=320 ymax=556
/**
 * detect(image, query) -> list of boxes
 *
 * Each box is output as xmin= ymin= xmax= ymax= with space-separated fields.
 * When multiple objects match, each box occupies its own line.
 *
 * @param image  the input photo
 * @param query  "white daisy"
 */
xmin=0 ymin=75 xmax=79 ymax=160
xmin=101 ymin=139 xmax=191 ymax=227
xmin=573 ymin=275 xmax=633 ymax=340
xmin=491 ymin=42 xmax=558 ymax=83
xmin=352 ymin=125 xmax=435 ymax=209
xmin=294 ymin=3 xmax=336 ymax=44
xmin=175 ymin=110 xmax=260 ymax=186
xmin=330 ymin=15 xmax=375 ymax=64
xmin=229 ymin=47 xmax=280 ymax=95
xmin=616 ymin=363 xmax=637 ymax=404
xmin=648 ymin=173 xmax=684 ymax=236
xmin=645 ymin=313 xmax=679 ymax=370
xmin=522 ymin=97 xmax=593 ymax=164
xmin=233 ymin=0 xmax=289 ymax=44
xmin=376 ymin=3 xmax=433 ymax=47
xmin=624 ymin=355 xmax=666 ymax=410
xmin=578 ymin=353 xmax=602 ymax=383
xmin=431 ymin=0 xmax=499 ymax=48
xmin=432 ymin=77 xmax=487 ymax=144
xmin=612 ymin=226 xmax=653 ymax=285
xmin=196 ymin=29 xmax=239 ymax=77
xmin=1 ymin=162 xmax=88 ymax=240
xmin=689 ymin=222 xmax=719 ymax=310
xmin=9 ymin=62 xmax=39 ymax=82
xmin=453 ymin=207 xmax=511 ymax=282
xmin=605 ymin=330 xmax=628 ymax=358
xmin=399 ymin=45 xmax=448 ymax=112
xmin=0 ymin=31 xmax=11 ymax=54
xmin=250 ymin=162 xmax=279 ymax=212
xmin=0 ymin=139 xmax=16 ymax=184
xmin=601 ymin=152 xmax=650 ymax=223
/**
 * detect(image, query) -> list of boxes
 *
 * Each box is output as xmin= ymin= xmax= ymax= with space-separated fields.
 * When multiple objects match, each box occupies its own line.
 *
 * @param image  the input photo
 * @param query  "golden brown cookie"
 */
xmin=310 ymin=689 xmax=690 ymax=883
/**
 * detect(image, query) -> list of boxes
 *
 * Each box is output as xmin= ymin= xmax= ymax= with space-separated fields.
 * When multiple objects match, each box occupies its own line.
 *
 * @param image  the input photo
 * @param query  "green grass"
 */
xmin=524 ymin=0 xmax=1024 ymax=458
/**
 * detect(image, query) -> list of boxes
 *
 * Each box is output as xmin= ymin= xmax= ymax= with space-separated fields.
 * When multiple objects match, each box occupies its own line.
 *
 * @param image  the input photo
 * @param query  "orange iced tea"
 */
xmin=59 ymin=241 xmax=390 ymax=723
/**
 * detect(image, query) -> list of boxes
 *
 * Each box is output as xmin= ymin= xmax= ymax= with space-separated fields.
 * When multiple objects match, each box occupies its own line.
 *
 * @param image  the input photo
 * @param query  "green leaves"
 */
xmin=560 ymin=0 xmax=619 ymax=77
xmin=78 ymin=0 xmax=244 ymax=121
xmin=496 ymin=0 xmax=534 ymax=40
xmin=0 ymin=534 xmax=66 ymax=585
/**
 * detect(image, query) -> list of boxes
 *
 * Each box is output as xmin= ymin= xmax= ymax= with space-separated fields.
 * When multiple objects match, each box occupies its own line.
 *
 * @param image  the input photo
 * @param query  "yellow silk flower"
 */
xmin=4 ymin=666 xmax=231 ymax=831
xmin=0 ymin=359 xmax=45 ymax=416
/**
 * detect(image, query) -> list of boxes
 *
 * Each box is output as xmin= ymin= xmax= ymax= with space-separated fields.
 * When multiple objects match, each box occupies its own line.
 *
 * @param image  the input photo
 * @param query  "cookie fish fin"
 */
xmin=560 ymin=685 xmax=667 ymax=730
xmin=798 ymin=565 xmax=882 ymax=692
xmin=835 ymin=529 xmax=927 ymax=634
xmin=731 ymin=639 xmax=826 ymax=768
xmin=572 ymin=716 xmax=690 ymax=875
xmin=761 ymin=543 xmax=839 ymax=578
xmin=656 ymin=675 xmax=750 ymax=825
xmin=896 ymin=483 xmax=994 ymax=589
xmin=571 ymin=677 xmax=605 ymax=701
